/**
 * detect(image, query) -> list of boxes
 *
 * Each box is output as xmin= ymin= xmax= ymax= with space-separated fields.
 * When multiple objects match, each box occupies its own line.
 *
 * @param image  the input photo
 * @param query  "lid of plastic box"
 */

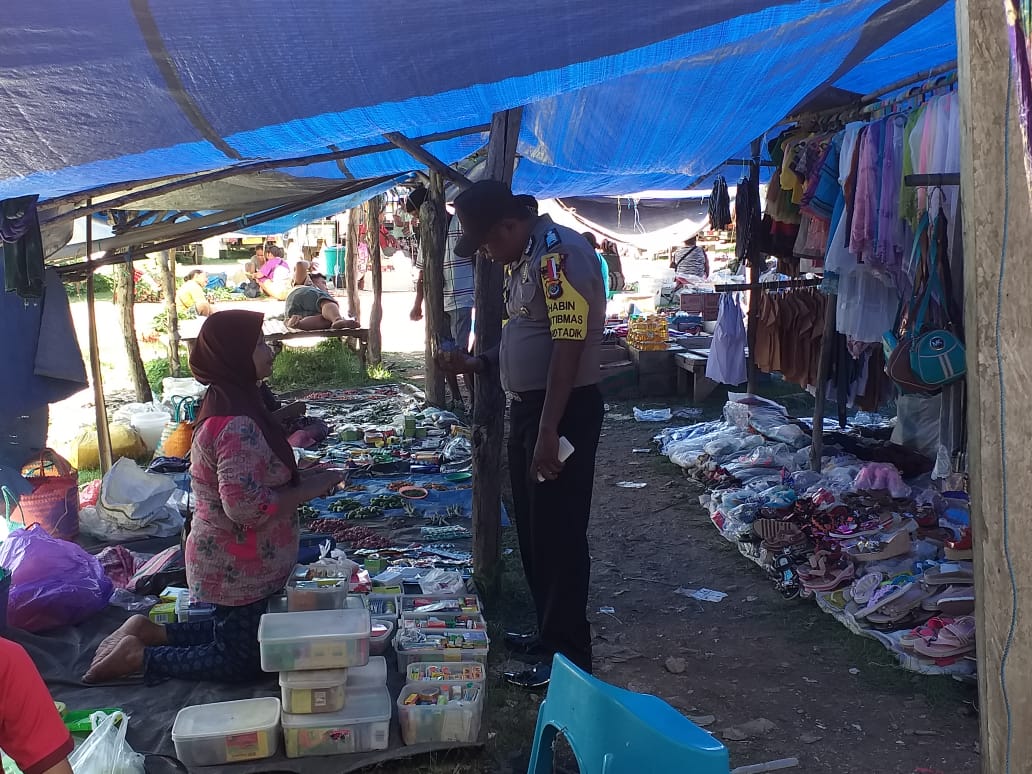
xmin=259 ymin=609 xmax=370 ymax=643
xmin=172 ymin=697 xmax=280 ymax=740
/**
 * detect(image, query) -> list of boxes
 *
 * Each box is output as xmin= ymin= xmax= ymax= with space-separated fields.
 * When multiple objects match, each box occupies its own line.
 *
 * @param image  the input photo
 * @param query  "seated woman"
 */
xmin=175 ymin=269 xmax=213 ymax=317
xmin=83 ymin=310 xmax=345 ymax=684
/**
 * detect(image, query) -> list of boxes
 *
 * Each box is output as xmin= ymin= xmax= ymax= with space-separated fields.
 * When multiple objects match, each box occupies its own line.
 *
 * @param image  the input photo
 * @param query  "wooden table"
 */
xmin=674 ymin=347 xmax=748 ymax=402
xmin=179 ymin=318 xmax=370 ymax=370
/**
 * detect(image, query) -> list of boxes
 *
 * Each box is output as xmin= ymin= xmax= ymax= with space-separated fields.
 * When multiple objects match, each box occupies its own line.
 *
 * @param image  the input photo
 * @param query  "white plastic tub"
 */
xmin=129 ymin=411 xmax=170 ymax=451
xmin=172 ymin=697 xmax=280 ymax=767
xmin=259 ymin=609 xmax=370 ymax=672
xmin=348 ymin=656 xmax=388 ymax=689
xmin=370 ymin=618 xmax=395 ymax=656
xmin=282 ymin=687 xmax=392 ymax=757
xmin=397 ymin=680 xmax=484 ymax=745
xmin=280 ymin=669 xmax=349 ymax=714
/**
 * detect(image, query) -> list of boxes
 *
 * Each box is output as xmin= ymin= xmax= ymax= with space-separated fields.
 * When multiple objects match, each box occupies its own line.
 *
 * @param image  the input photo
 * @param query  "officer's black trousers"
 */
xmin=507 ymin=384 xmax=603 ymax=673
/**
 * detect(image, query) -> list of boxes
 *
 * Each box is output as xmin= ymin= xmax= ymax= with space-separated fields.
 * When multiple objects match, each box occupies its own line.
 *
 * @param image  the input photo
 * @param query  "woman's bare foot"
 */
xmin=286 ymin=315 xmax=303 ymax=328
xmin=330 ymin=318 xmax=359 ymax=330
xmin=90 ymin=615 xmax=165 ymax=668
xmin=83 ymin=635 xmax=146 ymax=683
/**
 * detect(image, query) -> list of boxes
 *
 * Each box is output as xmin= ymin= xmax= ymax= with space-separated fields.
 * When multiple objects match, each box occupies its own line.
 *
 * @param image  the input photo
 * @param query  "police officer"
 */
xmin=443 ymin=180 xmax=605 ymax=688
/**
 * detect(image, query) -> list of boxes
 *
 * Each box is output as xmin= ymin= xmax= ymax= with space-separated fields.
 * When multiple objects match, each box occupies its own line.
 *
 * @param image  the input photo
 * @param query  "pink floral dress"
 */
xmin=186 ymin=416 xmax=297 ymax=606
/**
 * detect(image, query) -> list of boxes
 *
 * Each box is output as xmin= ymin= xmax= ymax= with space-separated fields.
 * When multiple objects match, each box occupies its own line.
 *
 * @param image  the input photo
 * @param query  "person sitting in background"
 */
xmin=83 ymin=311 xmax=346 ymax=684
xmin=175 ymin=269 xmax=213 ymax=317
xmin=670 ymin=234 xmax=709 ymax=281
xmin=285 ymin=237 xmax=303 ymax=268
xmin=255 ymin=246 xmax=292 ymax=300
xmin=0 ymin=637 xmax=73 ymax=774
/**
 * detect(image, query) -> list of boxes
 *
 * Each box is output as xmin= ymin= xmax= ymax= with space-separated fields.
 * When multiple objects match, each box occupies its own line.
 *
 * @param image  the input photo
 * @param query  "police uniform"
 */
xmin=499 ymin=214 xmax=604 ymax=674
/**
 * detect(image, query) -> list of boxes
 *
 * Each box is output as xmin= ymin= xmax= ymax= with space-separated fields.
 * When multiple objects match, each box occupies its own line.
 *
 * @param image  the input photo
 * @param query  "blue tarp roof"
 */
xmin=0 ymin=0 xmax=955 ymax=229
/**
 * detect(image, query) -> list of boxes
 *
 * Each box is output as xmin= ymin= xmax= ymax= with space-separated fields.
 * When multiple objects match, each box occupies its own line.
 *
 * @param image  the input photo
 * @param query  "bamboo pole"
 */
xmin=345 ymin=210 xmax=361 ymax=321
xmin=84 ymin=208 xmax=114 ymax=474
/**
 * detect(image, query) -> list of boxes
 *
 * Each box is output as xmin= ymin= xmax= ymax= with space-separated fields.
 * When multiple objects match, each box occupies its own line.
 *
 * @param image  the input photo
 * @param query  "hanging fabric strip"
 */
xmin=1006 ymin=0 xmax=1032 ymax=202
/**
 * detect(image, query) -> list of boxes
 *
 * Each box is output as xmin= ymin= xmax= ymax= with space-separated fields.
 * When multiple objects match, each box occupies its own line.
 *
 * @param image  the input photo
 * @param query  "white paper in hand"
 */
xmin=537 ymin=436 xmax=575 ymax=482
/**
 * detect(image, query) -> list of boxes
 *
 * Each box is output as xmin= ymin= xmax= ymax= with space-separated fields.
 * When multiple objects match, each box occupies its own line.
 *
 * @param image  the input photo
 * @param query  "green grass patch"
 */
xmin=269 ymin=340 xmax=392 ymax=392
xmin=77 ymin=467 xmax=102 ymax=485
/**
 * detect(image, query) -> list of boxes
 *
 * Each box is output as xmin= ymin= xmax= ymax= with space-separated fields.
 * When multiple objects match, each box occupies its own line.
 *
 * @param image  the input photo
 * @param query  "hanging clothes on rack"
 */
xmin=706 ymin=292 xmax=747 ymax=386
xmin=708 ymin=176 xmax=732 ymax=230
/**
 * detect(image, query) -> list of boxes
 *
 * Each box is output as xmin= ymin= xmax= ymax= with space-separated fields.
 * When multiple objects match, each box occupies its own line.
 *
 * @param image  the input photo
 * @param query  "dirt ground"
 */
xmin=373 ymin=399 xmax=981 ymax=774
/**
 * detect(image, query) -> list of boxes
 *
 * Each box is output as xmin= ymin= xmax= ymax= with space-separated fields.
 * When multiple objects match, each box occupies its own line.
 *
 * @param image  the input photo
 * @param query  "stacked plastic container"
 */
xmin=395 ymin=596 xmax=490 ymax=671
xmin=258 ymin=607 xmax=393 ymax=758
xmin=398 ymin=661 xmax=487 ymax=744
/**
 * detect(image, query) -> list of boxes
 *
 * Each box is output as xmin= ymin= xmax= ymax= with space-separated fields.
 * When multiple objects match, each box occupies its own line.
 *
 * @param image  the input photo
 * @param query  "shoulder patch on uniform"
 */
xmin=544 ymin=228 xmax=561 ymax=250
xmin=539 ymin=252 xmax=566 ymax=280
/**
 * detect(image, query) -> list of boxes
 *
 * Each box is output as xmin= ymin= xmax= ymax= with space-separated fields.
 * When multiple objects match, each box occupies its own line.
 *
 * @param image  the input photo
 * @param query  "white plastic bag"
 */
xmin=69 ymin=712 xmax=145 ymax=774
xmin=97 ymin=458 xmax=177 ymax=530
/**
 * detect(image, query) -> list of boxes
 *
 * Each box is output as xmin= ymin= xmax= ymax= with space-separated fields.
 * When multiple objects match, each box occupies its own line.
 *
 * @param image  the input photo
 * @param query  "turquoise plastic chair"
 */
xmin=527 ymin=654 xmax=729 ymax=774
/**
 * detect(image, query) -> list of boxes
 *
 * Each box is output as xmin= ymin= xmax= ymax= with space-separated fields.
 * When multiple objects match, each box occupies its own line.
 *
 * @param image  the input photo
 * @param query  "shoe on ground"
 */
xmin=504 ymin=661 xmax=551 ymax=689
xmin=504 ymin=631 xmax=541 ymax=652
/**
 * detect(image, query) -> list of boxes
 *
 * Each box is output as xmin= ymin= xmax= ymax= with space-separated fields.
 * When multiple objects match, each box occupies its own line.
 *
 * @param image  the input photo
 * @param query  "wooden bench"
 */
xmin=179 ymin=319 xmax=370 ymax=370
xmin=674 ymin=351 xmax=718 ymax=402
xmin=674 ymin=347 xmax=748 ymax=403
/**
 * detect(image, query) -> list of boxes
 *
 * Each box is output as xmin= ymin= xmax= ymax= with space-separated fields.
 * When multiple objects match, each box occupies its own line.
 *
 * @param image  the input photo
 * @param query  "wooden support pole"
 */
xmin=365 ymin=196 xmax=383 ymax=366
xmin=385 ymin=132 xmax=474 ymax=191
xmin=809 ymin=294 xmax=837 ymax=471
xmin=472 ymin=107 xmax=522 ymax=592
xmin=112 ymin=252 xmax=153 ymax=403
xmin=158 ymin=249 xmax=182 ymax=376
xmin=84 ymin=209 xmax=114 ymax=474
xmin=958 ymin=0 xmax=1032 ymax=769
xmin=345 ymin=210 xmax=361 ymax=321
xmin=420 ymin=172 xmax=448 ymax=407
xmin=745 ymin=138 xmax=763 ymax=394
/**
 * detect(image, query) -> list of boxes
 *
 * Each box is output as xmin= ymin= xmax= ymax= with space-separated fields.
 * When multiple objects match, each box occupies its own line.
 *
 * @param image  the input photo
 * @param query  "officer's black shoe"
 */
xmin=504 ymin=661 xmax=551 ymax=690
xmin=504 ymin=630 xmax=542 ymax=653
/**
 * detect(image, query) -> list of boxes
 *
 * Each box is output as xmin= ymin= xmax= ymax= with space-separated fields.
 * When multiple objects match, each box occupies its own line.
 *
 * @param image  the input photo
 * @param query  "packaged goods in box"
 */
xmin=279 ymin=669 xmax=348 ymax=714
xmin=400 ymin=611 xmax=486 ymax=630
xmin=259 ymin=609 xmax=370 ymax=672
xmin=172 ymin=697 xmax=280 ymax=767
xmin=405 ymin=661 xmax=485 ymax=684
xmin=398 ymin=680 xmax=484 ymax=744
xmin=400 ymin=595 xmax=481 ymax=615
xmin=395 ymin=628 xmax=490 ymax=671
xmin=282 ymin=688 xmax=392 ymax=757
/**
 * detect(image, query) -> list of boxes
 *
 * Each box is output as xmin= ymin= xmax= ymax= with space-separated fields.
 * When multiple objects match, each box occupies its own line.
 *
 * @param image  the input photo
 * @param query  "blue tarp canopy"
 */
xmin=0 ymin=0 xmax=955 ymax=263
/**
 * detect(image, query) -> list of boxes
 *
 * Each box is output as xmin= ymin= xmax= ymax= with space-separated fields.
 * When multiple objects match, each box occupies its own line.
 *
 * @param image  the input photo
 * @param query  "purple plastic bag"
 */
xmin=0 ymin=525 xmax=113 ymax=632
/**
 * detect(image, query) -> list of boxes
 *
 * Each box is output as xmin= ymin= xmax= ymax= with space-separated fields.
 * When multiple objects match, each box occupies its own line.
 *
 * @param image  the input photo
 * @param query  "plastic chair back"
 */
xmin=527 ymin=654 xmax=729 ymax=774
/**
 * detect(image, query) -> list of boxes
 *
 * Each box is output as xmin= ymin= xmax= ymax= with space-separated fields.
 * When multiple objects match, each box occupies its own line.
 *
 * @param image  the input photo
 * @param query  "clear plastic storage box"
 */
xmin=172 ymin=697 xmax=280 ymax=767
xmin=394 ymin=628 xmax=490 ymax=671
xmin=347 ymin=656 xmax=387 ymax=689
xmin=397 ymin=680 xmax=484 ymax=744
xmin=259 ymin=609 xmax=370 ymax=671
xmin=286 ymin=579 xmax=349 ymax=612
xmin=282 ymin=687 xmax=392 ymax=757
xmin=279 ymin=669 xmax=349 ymax=714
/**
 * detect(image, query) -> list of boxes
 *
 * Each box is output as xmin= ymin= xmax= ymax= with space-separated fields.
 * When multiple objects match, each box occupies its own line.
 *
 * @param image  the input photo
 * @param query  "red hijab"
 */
xmin=189 ymin=310 xmax=297 ymax=479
